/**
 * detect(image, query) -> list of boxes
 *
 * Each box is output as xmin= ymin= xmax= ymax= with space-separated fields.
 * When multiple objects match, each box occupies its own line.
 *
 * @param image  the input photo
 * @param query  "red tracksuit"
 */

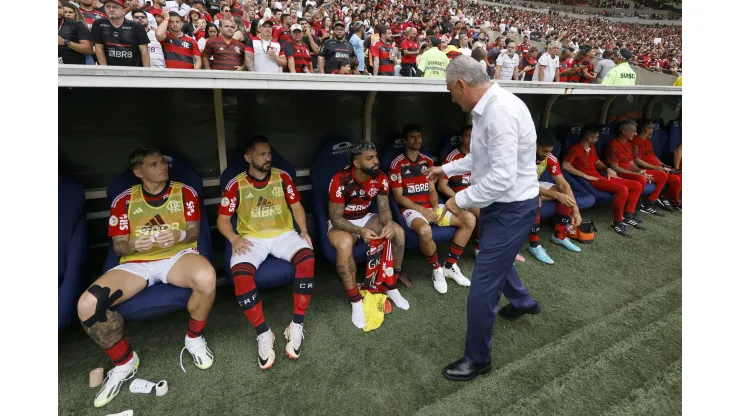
xmin=606 ymin=138 xmax=668 ymax=202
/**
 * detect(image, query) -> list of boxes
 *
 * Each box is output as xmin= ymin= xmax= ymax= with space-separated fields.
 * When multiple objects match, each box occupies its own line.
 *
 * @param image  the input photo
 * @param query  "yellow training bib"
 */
xmin=536 ymin=158 xmax=548 ymax=180
xmin=235 ymin=169 xmax=295 ymax=239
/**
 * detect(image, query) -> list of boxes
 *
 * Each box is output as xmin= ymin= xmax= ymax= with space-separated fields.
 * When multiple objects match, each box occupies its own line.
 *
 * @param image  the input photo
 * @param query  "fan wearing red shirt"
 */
xmin=399 ymin=27 xmax=420 ymax=77
xmin=517 ymin=36 xmax=530 ymax=53
xmin=327 ymin=141 xmax=409 ymax=329
xmin=632 ymin=120 xmax=681 ymax=211
xmin=605 ymin=120 xmax=668 ymax=217
xmin=371 ymin=26 xmax=395 ymax=76
xmin=274 ymin=14 xmax=293 ymax=45
xmin=562 ymin=125 xmax=643 ymax=237
xmin=156 ymin=9 xmax=201 ymax=69
xmin=390 ymin=124 xmax=476 ymax=294
xmin=201 ymin=19 xmax=245 ymax=70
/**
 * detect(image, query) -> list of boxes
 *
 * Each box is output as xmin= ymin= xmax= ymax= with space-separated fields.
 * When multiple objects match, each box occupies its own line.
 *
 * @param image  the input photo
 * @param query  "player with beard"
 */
xmin=217 ymin=136 xmax=314 ymax=370
xmin=328 ymin=142 xmax=409 ymax=330
xmin=318 ymin=21 xmax=355 ymax=74
xmin=528 ymin=130 xmax=582 ymax=265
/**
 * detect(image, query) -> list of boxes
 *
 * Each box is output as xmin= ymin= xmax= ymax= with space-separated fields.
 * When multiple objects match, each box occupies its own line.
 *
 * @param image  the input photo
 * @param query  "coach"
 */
xmin=427 ymin=56 xmax=542 ymax=382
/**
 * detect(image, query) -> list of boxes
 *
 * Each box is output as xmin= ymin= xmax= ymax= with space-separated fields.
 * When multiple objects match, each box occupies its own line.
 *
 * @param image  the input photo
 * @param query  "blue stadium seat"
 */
xmin=310 ymin=138 xmax=370 ymax=264
xmin=438 ymin=132 xmax=463 ymax=163
xmin=650 ymin=120 xmax=670 ymax=163
xmin=561 ymin=126 xmax=583 ymax=159
xmin=596 ymin=124 xmax=616 ymax=161
xmin=59 ymin=175 xmax=88 ymax=331
xmin=220 ymin=148 xmax=299 ymax=289
xmin=380 ymin=143 xmax=457 ymax=249
xmin=668 ymin=119 xmax=681 ymax=154
xmin=104 ymin=151 xmax=210 ymax=321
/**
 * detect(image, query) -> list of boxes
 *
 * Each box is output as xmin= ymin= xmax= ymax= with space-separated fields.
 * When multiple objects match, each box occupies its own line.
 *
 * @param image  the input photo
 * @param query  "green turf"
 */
xmin=58 ymin=206 xmax=681 ymax=416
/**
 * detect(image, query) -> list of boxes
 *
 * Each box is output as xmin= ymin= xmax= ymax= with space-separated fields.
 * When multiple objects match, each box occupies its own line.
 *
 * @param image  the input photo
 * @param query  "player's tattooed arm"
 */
xmin=376 ymin=194 xmax=393 ymax=226
xmin=329 ymin=201 xmax=364 ymax=234
xmin=183 ymin=220 xmax=200 ymax=244
xmin=111 ymin=235 xmax=136 ymax=257
xmin=84 ymin=309 xmax=125 ymax=349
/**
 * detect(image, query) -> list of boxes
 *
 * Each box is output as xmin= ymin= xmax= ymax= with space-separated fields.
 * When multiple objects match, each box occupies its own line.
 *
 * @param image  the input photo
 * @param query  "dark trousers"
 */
xmin=400 ymin=63 xmax=419 ymax=77
xmin=464 ymin=197 xmax=539 ymax=364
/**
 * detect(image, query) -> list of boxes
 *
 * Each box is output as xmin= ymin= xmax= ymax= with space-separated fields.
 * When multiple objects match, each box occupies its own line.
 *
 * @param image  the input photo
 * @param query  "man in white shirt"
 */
xmin=247 ymin=20 xmax=286 ymax=73
xmin=124 ymin=0 xmax=156 ymax=29
xmin=427 ymin=56 xmax=540 ymax=382
xmin=535 ymin=41 xmax=561 ymax=82
xmin=494 ymin=40 xmax=519 ymax=81
xmin=132 ymin=9 xmax=165 ymax=67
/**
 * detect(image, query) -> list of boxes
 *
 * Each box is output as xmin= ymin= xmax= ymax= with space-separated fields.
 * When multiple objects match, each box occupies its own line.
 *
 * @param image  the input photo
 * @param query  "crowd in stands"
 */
xmin=58 ymin=0 xmax=681 ymax=80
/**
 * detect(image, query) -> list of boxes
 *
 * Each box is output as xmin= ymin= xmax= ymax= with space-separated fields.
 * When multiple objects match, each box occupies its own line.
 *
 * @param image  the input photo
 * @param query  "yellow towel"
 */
xmin=359 ymin=290 xmax=387 ymax=332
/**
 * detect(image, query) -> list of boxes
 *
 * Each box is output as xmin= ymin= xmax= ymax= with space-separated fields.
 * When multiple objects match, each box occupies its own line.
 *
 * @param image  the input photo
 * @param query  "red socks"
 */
xmin=187 ymin=318 xmax=207 ymax=338
xmin=424 ymin=252 xmax=441 ymax=269
xmin=345 ymin=286 xmax=362 ymax=303
xmin=105 ymin=338 xmax=133 ymax=366
xmin=444 ymin=243 xmax=464 ymax=268
xmin=291 ymin=248 xmax=315 ymax=325
xmin=554 ymin=204 xmax=574 ymax=240
xmin=232 ymin=262 xmax=268 ymax=335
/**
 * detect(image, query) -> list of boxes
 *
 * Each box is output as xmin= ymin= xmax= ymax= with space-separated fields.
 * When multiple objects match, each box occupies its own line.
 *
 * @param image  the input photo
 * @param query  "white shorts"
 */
xmin=539 ymin=181 xmax=556 ymax=190
xmin=112 ymin=248 xmax=199 ymax=287
xmin=230 ymin=230 xmax=311 ymax=268
xmin=327 ymin=213 xmax=376 ymax=237
xmin=402 ymin=204 xmax=453 ymax=228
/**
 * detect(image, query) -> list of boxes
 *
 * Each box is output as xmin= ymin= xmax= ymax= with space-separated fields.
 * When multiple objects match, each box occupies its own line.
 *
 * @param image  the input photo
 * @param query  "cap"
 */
xmin=617 ymin=48 xmax=633 ymax=60
xmin=260 ymin=19 xmax=274 ymax=26
xmin=189 ymin=9 xmax=202 ymax=17
xmin=104 ymin=0 xmax=125 ymax=6
xmin=430 ymin=37 xmax=441 ymax=47
xmin=333 ymin=21 xmax=345 ymax=28
xmin=290 ymin=23 xmax=302 ymax=32
xmin=168 ymin=9 xmax=184 ymax=18
xmin=150 ymin=8 xmax=162 ymax=16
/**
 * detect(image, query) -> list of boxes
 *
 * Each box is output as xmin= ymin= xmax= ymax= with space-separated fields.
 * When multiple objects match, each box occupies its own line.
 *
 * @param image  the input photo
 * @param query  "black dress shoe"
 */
xmin=498 ymin=302 xmax=541 ymax=321
xmin=442 ymin=358 xmax=492 ymax=382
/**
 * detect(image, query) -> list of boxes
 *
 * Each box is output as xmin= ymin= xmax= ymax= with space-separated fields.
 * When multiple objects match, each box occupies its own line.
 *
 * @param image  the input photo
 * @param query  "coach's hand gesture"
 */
xmin=425 ymin=166 xmax=445 ymax=182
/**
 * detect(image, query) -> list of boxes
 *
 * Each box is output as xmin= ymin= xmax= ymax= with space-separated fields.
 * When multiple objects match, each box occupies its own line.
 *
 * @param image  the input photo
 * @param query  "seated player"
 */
xmin=528 ymin=130 xmax=582 ymax=264
xmin=605 ymin=120 xmax=668 ymax=218
xmin=216 ymin=136 xmax=314 ymax=370
xmin=328 ymin=141 xmax=409 ymax=329
xmin=390 ymin=123 xmax=476 ymax=294
xmin=77 ymin=148 xmax=216 ymax=408
xmin=562 ymin=125 xmax=643 ymax=237
xmin=632 ymin=119 xmax=681 ymax=211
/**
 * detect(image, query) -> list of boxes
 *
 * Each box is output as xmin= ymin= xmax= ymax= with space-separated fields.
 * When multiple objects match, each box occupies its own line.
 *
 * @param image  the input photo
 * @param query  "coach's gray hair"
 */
xmin=548 ymin=40 xmax=562 ymax=50
xmin=446 ymin=56 xmax=490 ymax=87
xmin=619 ymin=120 xmax=637 ymax=134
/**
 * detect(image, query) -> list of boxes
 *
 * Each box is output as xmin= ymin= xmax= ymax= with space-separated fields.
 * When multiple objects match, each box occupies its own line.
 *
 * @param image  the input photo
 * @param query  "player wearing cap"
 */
xmin=328 ymin=142 xmax=409 ymax=329
xmin=528 ymin=130 xmax=582 ymax=265
xmin=92 ymin=0 xmax=150 ymax=67
xmin=601 ymin=48 xmax=637 ymax=86
xmin=245 ymin=19 xmax=286 ymax=73
xmin=318 ymin=20 xmax=355 ymax=74
xmin=372 ymin=25 xmax=395 ymax=76
xmin=632 ymin=120 xmax=681 ymax=211
xmin=217 ymin=136 xmax=314 ymax=370
xmin=390 ymin=124 xmax=476 ymax=294
xmin=284 ymin=23 xmax=312 ymax=73
xmin=156 ymin=8 xmax=201 ymax=69
xmin=418 ymin=37 xmax=449 ymax=78
xmin=77 ymin=148 xmax=216 ymax=408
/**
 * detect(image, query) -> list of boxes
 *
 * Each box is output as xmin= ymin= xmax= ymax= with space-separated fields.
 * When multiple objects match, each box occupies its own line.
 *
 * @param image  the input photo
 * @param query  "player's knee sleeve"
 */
xmin=291 ymin=248 xmax=314 ymax=278
xmin=232 ymin=263 xmax=260 ymax=311
xmin=81 ymin=285 xmax=124 ymax=328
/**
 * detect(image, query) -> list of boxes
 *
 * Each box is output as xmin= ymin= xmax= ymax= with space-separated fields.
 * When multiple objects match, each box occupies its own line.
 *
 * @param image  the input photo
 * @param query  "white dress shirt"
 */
xmin=442 ymin=83 xmax=539 ymax=209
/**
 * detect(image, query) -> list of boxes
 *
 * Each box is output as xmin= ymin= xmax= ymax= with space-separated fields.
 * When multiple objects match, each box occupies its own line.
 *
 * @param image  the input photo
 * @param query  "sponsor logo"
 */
xmin=108 ymin=49 xmax=133 ymax=59
xmin=421 ymin=166 xmax=428 ymax=173
xmin=368 ymin=188 xmax=378 ymax=198
xmin=235 ymin=46 xmax=241 ymax=54
xmin=351 ymin=190 xmax=358 ymax=197
xmin=404 ymin=169 xmax=411 ymax=175
xmin=601 ymin=127 xmax=610 ymax=135
xmin=367 ymin=258 xmax=380 ymax=269
xmin=332 ymin=142 xmax=352 ymax=155
xmin=462 ymin=176 xmax=470 ymax=184
xmin=221 ymin=197 xmax=230 ymax=207
xmin=245 ymin=192 xmax=254 ymax=199
xmin=450 ymin=135 xmax=461 ymax=146
xmin=346 ymin=204 xmax=369 ymax=212
xmin=272 ymin=186 xmax=284 ymax=198
xmin=119 ymin=214 xmax=129 ymax=231
xmin=571 ymin=127 xmax=581 ymax=134
xmin=251 ymin=196 xmax=283 ymax=218
xmin=299 ymin=283 xmax=314 ymax=289
xmin=359 ymin=189 xmax=365 ymax=196
xmin=551 ymin=166 xmax=557 ymax=173
xmin=335 ymin=185 xmax=344 ymax=199
xmin=109 ymin=215 xmax=118 ymax=227
xmin=286 ymin=185 xmax=296 ymax=200
xmin=382 ymin=178 xmax=388 ymax=190
xmin=186 ymin=201 xmax=195 ymax=216
xmin=135 ymin=214 xmax=179 ymax=236
xmin=407 ymin=183 xmax=429 ymax=193
xmin=181 ymin=41 xmax=190 ymax=48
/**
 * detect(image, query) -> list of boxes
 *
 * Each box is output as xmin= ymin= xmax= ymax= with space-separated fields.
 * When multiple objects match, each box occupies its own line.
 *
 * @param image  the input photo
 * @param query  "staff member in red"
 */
xmin=562 ymin=125 xmax=643 ymax=236
xmin=371 ymin=25 xmax=395 ymax=76
xmin=400 ymin=27 xmax=420 ymax=77
xmin=284 ymin=24 xmax=311 ymax=73
xmin=632 ymin=120 xmax=681 ymax=211
xmin=156 ymin=9 xmax=201 ymax=69
xmin=201 ymin=19 xmax=245 ymax=70
xmin=605 ymin=120 xmax=668 ymax=217
xmin=92 ymin=0 xmax=150 ymax=67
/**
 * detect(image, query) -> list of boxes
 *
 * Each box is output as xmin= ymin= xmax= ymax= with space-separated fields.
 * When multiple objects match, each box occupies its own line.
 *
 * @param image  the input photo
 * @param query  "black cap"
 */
xmin=430 ymin=37 xmax=441 ymax=47
xmin=333 ymin=21 xmax=345 ymax=28
xmin=617 ymin=48 xmax=633 ymax=60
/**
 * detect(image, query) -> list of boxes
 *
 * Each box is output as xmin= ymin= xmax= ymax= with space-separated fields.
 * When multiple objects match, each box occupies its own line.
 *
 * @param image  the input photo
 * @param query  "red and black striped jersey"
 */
xmin=283 ymin=40 xmax=312 ymax=73
xmin=160 ymin=32 xmax=200 ymax=69
xmin=371 ymin=40 xmax=394 ymax=75
xmin=80 ymin=7 xmax=106 ymax=30
xmin=329 ymin=166 xmax=390 ymax=220
xmin=389 ymin=153 xmax=434 ymax=210
xmin=201 ymin=36 xmax=245 ymax=70
xmin=443 ymin=149 xmax=471 ymax=192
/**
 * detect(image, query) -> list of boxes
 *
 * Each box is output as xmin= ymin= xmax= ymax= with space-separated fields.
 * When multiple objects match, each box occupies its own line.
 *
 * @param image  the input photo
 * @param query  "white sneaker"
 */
xmin=433 ymin=267 xmax=447 ymax=294
xmin=386 ymin=288 xmax=410 ymax=310
xmin=351 ymin=300 xmax=366 ymax=329
xmin=444 ymin=263 xmax=471 ymax=287
xmin=179 ymin=335 xmax=214 ymax=373
xmin=284 ymin=321 xmax=305 ymax=360
xmin=257 ymin=330 xmax=276 ymax=370
xmin=93 ymin=352 xmax=139 ymax=408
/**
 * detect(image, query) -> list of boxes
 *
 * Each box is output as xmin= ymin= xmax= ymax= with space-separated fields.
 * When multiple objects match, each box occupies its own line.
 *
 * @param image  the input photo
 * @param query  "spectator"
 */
xmin=535 ymin=41 xmax=561 ymax=82
xmin=92 ymin=0 xmax=150 ymax=67
xmin=318 ymin=21 xmax=355 ymax=74
xmin=274 ymin=13 xmax=293 ymax=45
xmin=495 ymin=40 xmax=519 ymax=81
xmin=165 ymin=0 xmax=191 ymax=17
xmin=399 ymin=27 xmax=420 ymax=77
xmin=232 ymin=16 xmax=248 ymax=42
xmin=331 ymin=58 xmax=353 ymax=74
xmin=284 ymin=24 xmax=312 ymax=73
xmin=202 ymin=18 xmax=244 ymax=71
xmin=299 ymin=17 xmax=320 ymax=72
xmin=520 ymin=47 xmax=538 ymax=81
xmin=418 ymin=37 xmax=449 ymax=78
xmin=58 ymin=0 xmax=94 ymax=65
xmin=518 ymin=35 xmax=530 ymax=53
xmin=247 ymin=20 xmax=286 ymax=73
xmin=601 ymin=48 xmax=637 ymax=86
xmin=63 ymin=2 xmax=85 ymax=23
xmin=79 ymin=0 xmax=107 ymax=30
xmin=593 ymin=49 xmax=615 ymax=84
xmin=198 ymin=22 xmax=219 ymax=52
xmin=348 ymin=23 xmax=366 ymax=75
xmin=124 ymin=0 xmax=155 ymax=30
xmin=182 ymin=9 xmax=207 ymax=39
xmin=458 ymin=33 xmax=472 ymax=56
xmin=205 ymin=0 xmax=221 ymax=19
xmin=156 ymin=9 xmax=201 ymax=69
xmin=371 ymin=26 xmax=395 ymax=76
xmin=471 ymin=47 xmax=489 ymax=74
xmin=579 ymin=49 xmax=597 ymax=83
xmin=214 ymin=3 xmax=233 ymax=27
xmin=132 ymin=8 xmax=165 ymax=68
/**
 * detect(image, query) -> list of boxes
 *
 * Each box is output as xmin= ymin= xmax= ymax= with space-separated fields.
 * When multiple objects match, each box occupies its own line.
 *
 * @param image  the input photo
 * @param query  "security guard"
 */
xmin=601 ymin=48 xmax=637 ymax=86
xmin=418 ymin=37 xmax=450 ymax=78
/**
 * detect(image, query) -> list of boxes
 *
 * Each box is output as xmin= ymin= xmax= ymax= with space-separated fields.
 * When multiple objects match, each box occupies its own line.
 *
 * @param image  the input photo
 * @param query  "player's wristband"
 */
xmin=178 ymin=230 xmax=186 ymax=242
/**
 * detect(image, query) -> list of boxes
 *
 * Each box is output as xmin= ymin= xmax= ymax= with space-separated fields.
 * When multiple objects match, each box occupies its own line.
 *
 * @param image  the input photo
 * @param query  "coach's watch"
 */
xmin=64 ymin=39 xmax=71 ymax=48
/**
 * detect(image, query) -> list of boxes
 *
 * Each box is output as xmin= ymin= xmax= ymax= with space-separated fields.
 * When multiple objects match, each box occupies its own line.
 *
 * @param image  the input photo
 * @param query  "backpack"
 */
xmin=568 ymin=220 xmax=597 ymax=244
